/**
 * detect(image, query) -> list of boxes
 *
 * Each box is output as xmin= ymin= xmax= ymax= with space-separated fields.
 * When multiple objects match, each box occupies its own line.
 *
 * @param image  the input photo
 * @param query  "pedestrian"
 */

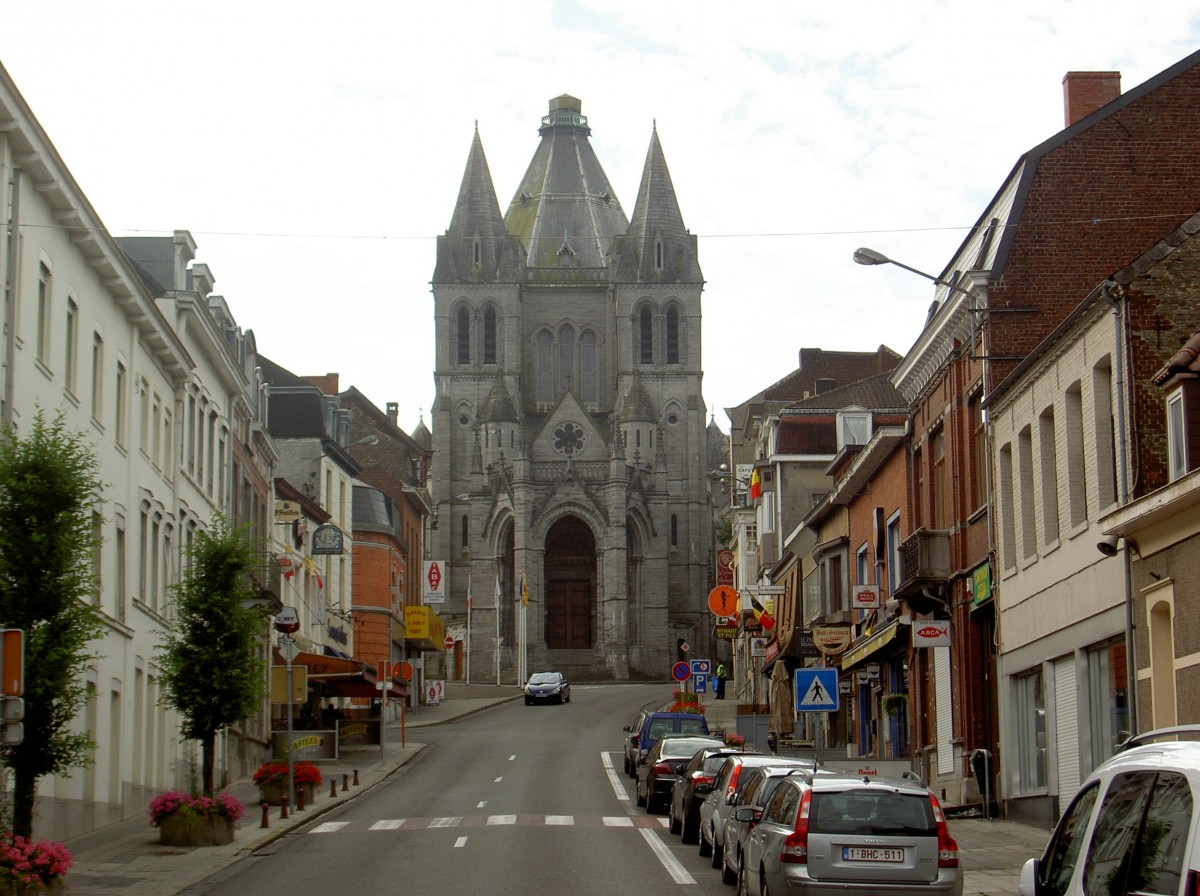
xmin=715 ymin=662 xmax=727 ymax=699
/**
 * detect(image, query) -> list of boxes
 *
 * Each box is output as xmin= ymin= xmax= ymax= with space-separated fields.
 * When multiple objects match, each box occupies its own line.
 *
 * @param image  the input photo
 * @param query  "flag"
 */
xmin=520 ymin=570 xmax=529 ymax=607
xmin=749 ymin=468 xmax=762 ymax=500
xmin=750 ymin=592 xmax=776 ymax=632
xmin=495 ymin=573 xmax=503 ymax=609
xmin=467 ymin=574 xmax=473 ymax=610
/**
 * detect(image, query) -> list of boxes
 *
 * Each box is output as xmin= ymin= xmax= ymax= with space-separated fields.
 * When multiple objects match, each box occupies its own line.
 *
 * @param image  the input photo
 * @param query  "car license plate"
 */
xmin=843 ymin=847 xmax=904 ymax=862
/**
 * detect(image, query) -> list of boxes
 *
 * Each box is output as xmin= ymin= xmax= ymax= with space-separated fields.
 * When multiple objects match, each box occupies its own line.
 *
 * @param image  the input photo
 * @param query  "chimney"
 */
xmin=1063 ymin=71 xmax=1121 ymax=127
xmin=303 ymin=373 xmax=340 ymax=395
xmin=386 ymin=402 xmax=399 ymax=426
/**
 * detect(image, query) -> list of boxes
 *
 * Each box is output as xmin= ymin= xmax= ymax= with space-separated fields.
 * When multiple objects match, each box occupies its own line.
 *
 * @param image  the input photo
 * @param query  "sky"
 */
xmin=2 ymin=2 xmax=1199 ymax=437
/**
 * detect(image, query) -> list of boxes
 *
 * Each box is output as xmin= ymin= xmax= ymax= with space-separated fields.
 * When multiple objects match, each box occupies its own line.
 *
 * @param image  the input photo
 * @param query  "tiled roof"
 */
xmin=1154 ymin=330 xmax=1200 ymax=385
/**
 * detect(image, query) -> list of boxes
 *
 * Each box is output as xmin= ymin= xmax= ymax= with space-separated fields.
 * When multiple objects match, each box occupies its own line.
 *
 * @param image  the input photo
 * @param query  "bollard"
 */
xmin=330 ymin=777 xmax=338 ymax=798
xmin=297 ymin=785 xmax=306 ymax=811
xmin=343 ymin=773 xmax=350 ymax=792
xmin=280 ymin=794 xmax=289 ymax=820
xmin=353 ymin=768 xmax=360 ymax=787
xmin=260 ymin=801 xmax=270 ymax=829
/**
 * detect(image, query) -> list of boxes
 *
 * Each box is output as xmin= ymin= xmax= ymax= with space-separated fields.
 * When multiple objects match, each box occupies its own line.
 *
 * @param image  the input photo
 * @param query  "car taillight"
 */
xmin=725 ymin=765 xmax=743 ymax=800
xmin=781 ymin=790 xmax=812 ymax=864
xmin=654 ymin=762 xmax=673 ymax=775
xmin=694 ymin=773 xmax=715 ymax=788
xmin=1185 ymin=870 xmax=1200 ymax=896
xmin=929 ymin=794 xmax=959 ymax=868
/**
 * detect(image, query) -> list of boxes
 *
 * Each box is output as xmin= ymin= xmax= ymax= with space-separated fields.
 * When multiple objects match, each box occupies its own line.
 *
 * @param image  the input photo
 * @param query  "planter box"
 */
xmin=258 ymin=780 xmax=316 ymax=806
xmin=3 ymin=877 xmax=65 ymax=894
xmin=158 ymin=813 xmax=235 ymax=847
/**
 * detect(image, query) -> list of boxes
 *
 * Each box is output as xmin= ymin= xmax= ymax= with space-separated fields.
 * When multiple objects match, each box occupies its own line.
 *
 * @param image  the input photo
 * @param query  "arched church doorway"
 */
xmin=544 ymin=515 xmax=596 ymax=649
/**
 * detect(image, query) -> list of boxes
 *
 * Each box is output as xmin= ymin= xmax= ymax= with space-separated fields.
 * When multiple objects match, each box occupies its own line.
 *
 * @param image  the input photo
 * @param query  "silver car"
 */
xmin=739 ymin=772 xmax=963 ymax=896
xmin=699 ymin=754 xmax=810 ymax=867
xmin=721 ymin=765 xmax=815 ymax=886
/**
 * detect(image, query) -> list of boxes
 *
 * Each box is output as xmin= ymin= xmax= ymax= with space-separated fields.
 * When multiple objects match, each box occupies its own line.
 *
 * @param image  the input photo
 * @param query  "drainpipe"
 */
xmin=1101 ymin=280 xmax=1137 ymax=737
xmin=3 ymin=169 xmax=21 ymax=427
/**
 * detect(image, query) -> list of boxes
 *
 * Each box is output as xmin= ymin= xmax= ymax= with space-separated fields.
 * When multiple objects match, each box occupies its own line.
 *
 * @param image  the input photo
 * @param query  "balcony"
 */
xmin=893 ymin=528 xmax=951 ymax=603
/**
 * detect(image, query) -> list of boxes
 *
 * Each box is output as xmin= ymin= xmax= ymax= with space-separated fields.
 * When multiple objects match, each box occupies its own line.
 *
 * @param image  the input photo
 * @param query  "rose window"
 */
xmin=553 ymin=422 xmax=585 ymax=456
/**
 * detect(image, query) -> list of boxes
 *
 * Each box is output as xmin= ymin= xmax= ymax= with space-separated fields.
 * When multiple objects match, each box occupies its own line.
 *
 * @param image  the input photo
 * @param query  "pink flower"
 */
xmin=148 ymin=791 xmax=245 ymax=826
xmin=0 ymin=833 xmax=72 ymax=886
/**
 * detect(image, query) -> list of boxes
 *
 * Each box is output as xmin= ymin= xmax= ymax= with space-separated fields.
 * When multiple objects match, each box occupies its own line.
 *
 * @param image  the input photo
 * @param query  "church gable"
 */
xmin=530 ymin=391 xmax=609 ymax=464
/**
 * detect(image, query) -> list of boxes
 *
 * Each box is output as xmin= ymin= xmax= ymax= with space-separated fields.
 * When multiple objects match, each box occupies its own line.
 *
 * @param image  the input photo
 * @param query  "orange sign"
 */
xmin=707 ymin=585 xmax=739 ymax=617
xmin=1 ymin=630 xmax=23 ymax=697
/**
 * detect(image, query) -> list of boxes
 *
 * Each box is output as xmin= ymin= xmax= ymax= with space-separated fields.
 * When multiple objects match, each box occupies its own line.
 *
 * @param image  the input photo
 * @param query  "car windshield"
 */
xmin=528 ymin=673 xmax=560 ymax=685
xmin=810 ymin=789 xmax=936 ymax=836
xmin=662 ymin=738 xmax=722 ymax=759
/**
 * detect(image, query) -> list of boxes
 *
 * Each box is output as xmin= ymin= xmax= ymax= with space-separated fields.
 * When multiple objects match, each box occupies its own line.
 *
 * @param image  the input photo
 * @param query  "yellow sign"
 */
xmin=270 ymin=665 xmax=308 ymax=703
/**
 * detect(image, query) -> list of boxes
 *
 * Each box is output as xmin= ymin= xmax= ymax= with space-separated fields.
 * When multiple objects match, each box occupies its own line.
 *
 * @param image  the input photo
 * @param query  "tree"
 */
xmin=0 ymin=413 xmax=105 ymax=838
xmin=157 ymin=518 xmax=266 ymax=796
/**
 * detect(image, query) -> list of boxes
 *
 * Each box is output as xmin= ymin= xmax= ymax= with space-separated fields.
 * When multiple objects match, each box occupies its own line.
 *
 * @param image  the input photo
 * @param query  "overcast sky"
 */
xmin=3 ymin=3 xmax=1198 ymax=437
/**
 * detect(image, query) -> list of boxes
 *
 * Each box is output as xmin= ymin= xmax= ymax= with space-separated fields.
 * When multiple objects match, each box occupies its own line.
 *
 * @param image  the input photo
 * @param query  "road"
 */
xmin=185 ymin=684 xmax=734 ymax=896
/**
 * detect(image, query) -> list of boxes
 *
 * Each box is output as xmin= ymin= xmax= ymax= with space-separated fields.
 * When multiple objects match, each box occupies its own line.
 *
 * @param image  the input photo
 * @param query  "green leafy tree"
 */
xmin=0 ymin=413 xmax=105 ymax=838
xmin=158 ymin=518 xmax=265 ymax=796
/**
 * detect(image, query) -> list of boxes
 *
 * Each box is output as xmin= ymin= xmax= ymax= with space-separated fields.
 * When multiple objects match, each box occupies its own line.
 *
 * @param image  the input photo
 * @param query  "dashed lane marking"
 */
xmin=306 ymin=814 xmax=669 ymax=833
xmin=454 ymin=837 xmax=467 ymax=848
xmin=600 ymin=751 xmax=629 ymax=801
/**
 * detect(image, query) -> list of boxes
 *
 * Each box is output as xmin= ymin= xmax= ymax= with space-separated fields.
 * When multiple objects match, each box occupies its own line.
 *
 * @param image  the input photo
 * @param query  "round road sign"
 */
xmin=672 ymin=661 xmax=691 ymax=682
xmin=707 ymin=585 xmax=739 ymax=617
xmin=444 ymin=635 xmax=455 ymax=650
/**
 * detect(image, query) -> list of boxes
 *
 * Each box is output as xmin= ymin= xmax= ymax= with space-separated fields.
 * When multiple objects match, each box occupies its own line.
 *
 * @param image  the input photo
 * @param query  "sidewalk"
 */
xmin=64 ymin=683 xmax=522 ymax=896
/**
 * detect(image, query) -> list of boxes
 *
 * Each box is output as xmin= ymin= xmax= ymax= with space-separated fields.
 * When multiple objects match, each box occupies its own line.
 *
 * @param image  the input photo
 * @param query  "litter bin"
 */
xmin=969 ymin=749 xmax=993 ymax=820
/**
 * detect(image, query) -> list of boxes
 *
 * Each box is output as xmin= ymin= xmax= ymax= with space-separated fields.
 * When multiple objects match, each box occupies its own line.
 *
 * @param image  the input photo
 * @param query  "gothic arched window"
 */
xmin=666 ymin=306 xmax=680 ymax=364
xmin=536 ymin=330 xmax=554 ymax=404
xmin=483 ymin=307 xmax=497 ymax=364
xmin=558 ymin=325 xmax=575 ymax=394
xmin=580 ymin=330 xmax=597 ymax=403
xmin=639 ymin=307 xmax=653 ymax=365
xmin=456 ymin=307 xmax=470 ymax=365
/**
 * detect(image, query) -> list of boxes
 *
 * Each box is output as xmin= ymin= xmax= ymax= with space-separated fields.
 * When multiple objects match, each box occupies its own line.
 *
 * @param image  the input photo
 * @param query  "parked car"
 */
xmin=721 ymin=764 xmax=819 ymax=885
xmin=1018 ymin=725 xmax=1200 ymax=896
xmin=739 ymin=771 xmax=962 ymax=896
xmin=700 ymin=753 xmax=805 ymax=865
xmin=636 ymin=734 xmax=724 ymax=814
xmin=523 ymin=671 xmax=570 ymax=704
xmin=669 ymin=746 xmax=758 ymax=844
xmin=622 ymin=707 xmax=654 ymax=776
xmin=629 ymin=711 xmax=710 ymax=772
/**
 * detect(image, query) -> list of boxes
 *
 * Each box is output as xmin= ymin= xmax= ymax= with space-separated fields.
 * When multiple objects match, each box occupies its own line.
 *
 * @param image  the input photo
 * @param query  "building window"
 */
xmin=151 ymin=394 xmax=162 ymax=469
xmin=839 ymin=411 xmax=872 ymax=450
xmin=1167 ymin=390 xmax=1186 ymax=482
xmin=913 ymin=445 xmax=924 ymax=530
xmin=115 ymin=362 xmax=127 ymax=447
xmin=114 ymin=521 xmax=126 ymax=622
xmin=670 ymin=514 xmax=678 ymax=547
xmin=65 ymin=298 xmax=78 ymax=394
xmin=1039 ymin=406 xmax=1059 ymax=543
xmin=885 ymin=513 xmax=901 ymax=596
xmin=461 ymin=515 xmax=469 ymax=548
xmin=1018 ymin=426 xmax=1036 ymax=559
xmin=558 ymin=325 xmax=574 ymax=394
xmin=473 ymin=240 xmax=481 ymax=268
xmin=1065 ymin=382 xmax=1089 ymax=527
xmin=666 ymin=306 xmax=680 ymax=364
xmin=969 ymin=390 xmax=986 ymax=512
xmin=1093 ymin=360 xmax=1117 ymax=507
xmin=91 ymin=332 xmax=104 ymax=421
xmin=1086 ymin=639 xmax=1128 ymax=767
xmin=91 ymin=511 xmax=103 ymax=605
xmin=580 ymin=331 xmax=597 ymax=403
xmin=36 ymin=262 xmax=51 ymax=365
xmin=655 ymin=241 xmax=663 ymax=270
xmin=931 ymin=425 xmax=947 ymax=528
xmin=536 ymin=330 xmax=554 ymax=404
xmin=856 ymin=543 xmax=869 ymax=586
xmin=1016 ymin=668 xmax=1047 ymax=792
xmin=456 ymin=307 xmax=470 ymax=365
xmin=998 ymin=443 xmax=1016 ymax=568
xmin=827 ymin=554 xmax=843 ymax=614
xmin=639 ymin=307 xmax=653 ymax=364
xmin=483 ymin=307 xmax=497 ymax=364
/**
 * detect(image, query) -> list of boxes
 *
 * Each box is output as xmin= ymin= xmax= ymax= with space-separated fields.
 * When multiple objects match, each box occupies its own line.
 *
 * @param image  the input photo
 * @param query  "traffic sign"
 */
xmin=794 ymin=668 xmax=839 ymax=711
xmin=707 ymin=585 xmax=738 ymax=617
xmin=691 ymin=659 xmax=711 ymax=676
xmin=278 ymin=638 xmax=300 ymax=663
xmin=672 ymin=662 xmax=691 ymax=682
xmin=694 ymin=673 xmax=708 ymax=694
xmin=397 ymin=661 xmax=413 ymax=682
xmin=444 ymin=635 xmax=455 ymax=650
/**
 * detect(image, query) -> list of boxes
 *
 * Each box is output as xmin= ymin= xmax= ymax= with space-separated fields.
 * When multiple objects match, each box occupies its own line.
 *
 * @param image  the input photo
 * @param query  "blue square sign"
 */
xmin=794 ymin=668 xmax=839 ymax=711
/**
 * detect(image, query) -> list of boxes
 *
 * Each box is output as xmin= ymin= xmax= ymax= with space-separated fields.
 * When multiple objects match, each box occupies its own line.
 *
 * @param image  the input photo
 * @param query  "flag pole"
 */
xmin=465 ymin=573 xmax=472 ymax=684
xmin=495 ymin=572 xmax=502 ymax=686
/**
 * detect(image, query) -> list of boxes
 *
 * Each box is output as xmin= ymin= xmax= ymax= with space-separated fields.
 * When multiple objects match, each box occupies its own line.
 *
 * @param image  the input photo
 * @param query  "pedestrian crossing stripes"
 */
xmin=308 ymin=815 xmax=671 ymax=834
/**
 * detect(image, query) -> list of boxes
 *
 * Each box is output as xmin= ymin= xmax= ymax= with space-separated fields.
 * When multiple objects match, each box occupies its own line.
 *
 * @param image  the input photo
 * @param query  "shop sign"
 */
xmin=274 ymin=501 xmax=301 ymax=523
xmin=714 ymin=623 xmax=739 ymax=640
xmin=311 ymin=524 xmax=344 ymax=555
xmin=812 ymin=623 xmax=853 ymax=655
xmin=972 ymin=562 xmax=992 ymax=605
xmin=851 ymin=584 xmax=881 ymax=609
xmin=913 ymin=618 xmax=951 ymax=648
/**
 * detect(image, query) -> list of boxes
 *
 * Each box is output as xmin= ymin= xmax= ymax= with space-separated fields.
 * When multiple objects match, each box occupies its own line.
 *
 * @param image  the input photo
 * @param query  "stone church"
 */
xmin=428 ymin=95 xmax=714 ymax=681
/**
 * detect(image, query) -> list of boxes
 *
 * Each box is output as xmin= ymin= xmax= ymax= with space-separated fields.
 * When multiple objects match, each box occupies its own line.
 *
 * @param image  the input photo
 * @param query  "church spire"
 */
xmin=615 ymin=127 xmax=701 ymax=283
xmin=434 ymin=127 xmax=523 ymax=283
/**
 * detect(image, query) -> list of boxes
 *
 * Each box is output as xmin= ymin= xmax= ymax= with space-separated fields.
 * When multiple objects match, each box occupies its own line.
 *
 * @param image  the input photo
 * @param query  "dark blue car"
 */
xmin=524 ymin=671 xmax=570 ymax=705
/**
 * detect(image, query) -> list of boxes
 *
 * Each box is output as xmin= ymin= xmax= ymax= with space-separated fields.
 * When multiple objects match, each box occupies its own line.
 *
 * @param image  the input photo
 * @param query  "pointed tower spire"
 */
xmin=615 ymin=127 xmax=701 ymax=283
xmin=434 ymin=128 xmax=524 ymax=282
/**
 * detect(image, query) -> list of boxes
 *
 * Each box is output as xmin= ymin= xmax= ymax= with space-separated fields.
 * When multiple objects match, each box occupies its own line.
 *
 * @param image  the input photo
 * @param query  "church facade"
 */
xmin=429 ymin=95 xmax=712 ymax=681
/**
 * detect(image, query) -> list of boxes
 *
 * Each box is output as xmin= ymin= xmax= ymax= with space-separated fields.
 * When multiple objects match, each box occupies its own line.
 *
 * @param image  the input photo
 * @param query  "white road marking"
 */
xmin=429 ymin=817 xmax=461 ymax=827
xmin=545 ymin=815 xmax=574 ymax=825
xmin=454 ymin=836 xmax=468 ymax=848
xmin=603 ymin=816 xmax=634 ymax=827
xmin=477 ymin=801 xmax=487 ymax=808
xmin=494 ymin=777 xmax=503 ymax=782
xmin=309 ymin=822 xmax=349 ymax=834
xmin=509 ymin=755 xmax=517 ymax=761
xmin=369 ymin=819 xmax=405 ymax=830
xmin=639 ymin=828 xmax=696 ymax=885
xmin=488 ymin=815 xmax=517 ymax=825
xmin=601 ymin=751 xmax=630 ymax=801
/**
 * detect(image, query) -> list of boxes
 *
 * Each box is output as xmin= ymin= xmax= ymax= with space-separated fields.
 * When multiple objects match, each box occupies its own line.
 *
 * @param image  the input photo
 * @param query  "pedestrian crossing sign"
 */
xmin=793 ymin=668 xmax=839 ymax=712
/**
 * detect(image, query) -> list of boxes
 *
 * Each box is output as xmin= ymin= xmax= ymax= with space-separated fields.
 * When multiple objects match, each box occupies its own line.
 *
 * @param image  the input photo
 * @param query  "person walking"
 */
xmin=715 ymin=661 xmax=727 ymax=699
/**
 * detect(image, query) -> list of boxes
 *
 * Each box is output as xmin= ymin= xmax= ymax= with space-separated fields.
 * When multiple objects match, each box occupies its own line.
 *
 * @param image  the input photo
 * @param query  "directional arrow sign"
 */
xmin=794 ymin=668 xmax=839 ymax=712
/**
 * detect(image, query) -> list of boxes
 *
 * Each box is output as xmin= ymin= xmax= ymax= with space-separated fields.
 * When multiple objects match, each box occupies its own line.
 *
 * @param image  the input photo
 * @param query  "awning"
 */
xmin=272 ymin=649 xmax=406 ymax=699
xmin=840 ymin=620 xmax=904 ymax=670
xmin=405 ymin=605 xmax=447 ymax=652
xmin=760 ymin=628 xmax=817 ymax=677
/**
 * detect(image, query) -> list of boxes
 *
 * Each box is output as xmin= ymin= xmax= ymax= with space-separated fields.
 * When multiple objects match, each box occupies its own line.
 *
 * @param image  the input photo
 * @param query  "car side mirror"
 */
xmin=1018 ymin=858 xmax=1041 ymax=896
xmin=733 ymin=807 xmax=758 ymax=822
xmin=630 ymin=734 xmax=640 ymax=747
xmin=623 ymin=725 xmax=632 ymax=732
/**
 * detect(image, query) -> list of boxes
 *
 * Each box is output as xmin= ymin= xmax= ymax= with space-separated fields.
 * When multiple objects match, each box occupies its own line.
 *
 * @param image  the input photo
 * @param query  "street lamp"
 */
xmin=853 ymin=247 xmax=977 ymax=299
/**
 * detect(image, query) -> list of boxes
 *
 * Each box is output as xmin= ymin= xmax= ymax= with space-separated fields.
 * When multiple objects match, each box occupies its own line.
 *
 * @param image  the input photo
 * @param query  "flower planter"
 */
xmin=258 ymin=780 xmax=316 ymax=807
xmin=157 ymin=813 xmax=235 ymax=847
xmin=4 ymin=877 xmax=66 ymax=895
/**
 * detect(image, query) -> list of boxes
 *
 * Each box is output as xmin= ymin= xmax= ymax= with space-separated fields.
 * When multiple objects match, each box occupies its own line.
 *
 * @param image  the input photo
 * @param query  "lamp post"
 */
xmin=852 ymin=247 xmax=977 ymax=298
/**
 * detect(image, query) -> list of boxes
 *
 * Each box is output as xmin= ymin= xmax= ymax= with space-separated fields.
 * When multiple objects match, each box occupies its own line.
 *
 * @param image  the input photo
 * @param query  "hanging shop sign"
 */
xmin=311 ymin=524 xmax=344 ymax=555
xmin=812 ymin=623 xmax=853 ymax=655
xmin=913 ymin=618 xmax=951 ymax=648
xmin=851 ymin=584 xmax=881 ymax=610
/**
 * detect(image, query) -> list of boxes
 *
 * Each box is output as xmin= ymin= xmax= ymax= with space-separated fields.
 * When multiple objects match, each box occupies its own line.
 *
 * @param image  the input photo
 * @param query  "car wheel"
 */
xmin=721 ymin=852 xmax=737 ymax=886
xmin=712 ymin=838 xmax=723 ymax=868
xmin=761 ymin=871 xmax=771 ymax=896
xmin=736 ymin=863 xmax=748 ymax=896
xmin=669 ymin=805 xmax=682 ymax=835
xmin=525 ymin=697 xmax=532 ymax=705
xmin=681 ymin=809 xmax=698 ymax=844
xmin=698 ymin=825 xmax=713 ymax=857
xmin=636 ymin=783 xmax=646 ymax=807
xmin=623 ymin=755 xmax=631 ymax=775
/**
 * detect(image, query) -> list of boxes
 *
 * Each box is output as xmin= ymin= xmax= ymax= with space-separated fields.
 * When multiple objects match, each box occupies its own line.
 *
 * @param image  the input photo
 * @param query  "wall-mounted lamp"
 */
xmin=1097 ymin=534 xmax=1139 ymax=557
